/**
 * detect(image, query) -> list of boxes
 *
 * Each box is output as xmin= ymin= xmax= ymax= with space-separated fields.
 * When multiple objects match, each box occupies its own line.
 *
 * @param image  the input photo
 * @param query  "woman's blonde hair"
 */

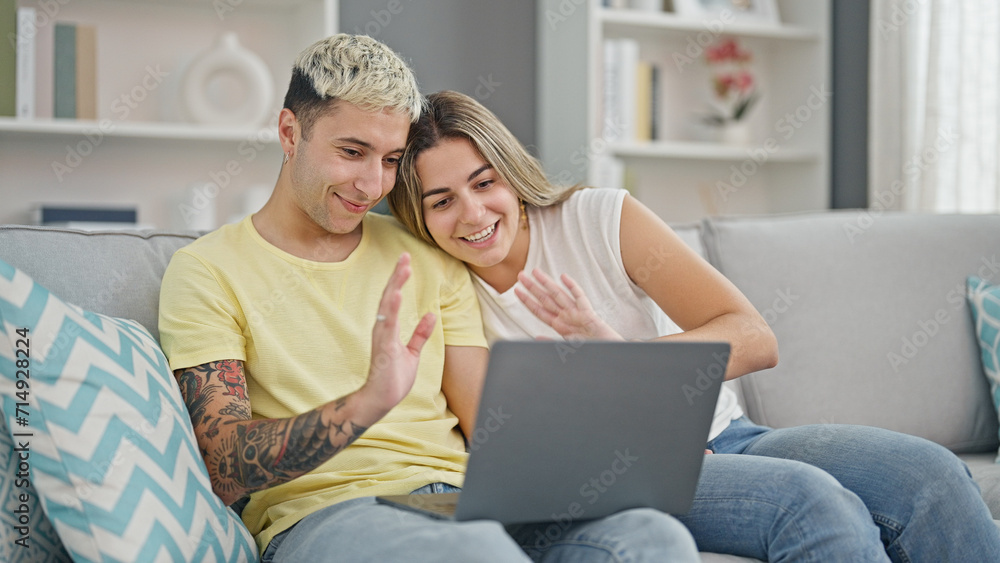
xmin=284 ymin=34 xmax=422 ymax=139
xmin=389 ymin=90 xmax=580 ymax=246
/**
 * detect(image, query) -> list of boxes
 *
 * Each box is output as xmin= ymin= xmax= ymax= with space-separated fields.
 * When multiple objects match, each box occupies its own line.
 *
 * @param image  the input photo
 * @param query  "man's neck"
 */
xmin=251 ymin=203 xmax=363 ymax=263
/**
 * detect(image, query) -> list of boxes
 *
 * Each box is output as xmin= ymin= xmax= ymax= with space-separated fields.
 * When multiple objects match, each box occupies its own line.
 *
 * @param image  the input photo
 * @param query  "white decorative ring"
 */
xmin=180 ymin=32 xmax=273 ymax=127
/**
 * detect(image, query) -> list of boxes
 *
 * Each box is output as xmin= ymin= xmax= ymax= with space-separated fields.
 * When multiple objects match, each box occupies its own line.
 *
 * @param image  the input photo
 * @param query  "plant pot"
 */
xmin=721 ymin=121 xmax=752 ymax=145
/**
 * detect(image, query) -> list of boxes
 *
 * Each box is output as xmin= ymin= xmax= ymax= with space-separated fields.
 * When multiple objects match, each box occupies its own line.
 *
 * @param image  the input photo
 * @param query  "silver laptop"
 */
xmin=376 ymin=340 xmax=728 ymax=524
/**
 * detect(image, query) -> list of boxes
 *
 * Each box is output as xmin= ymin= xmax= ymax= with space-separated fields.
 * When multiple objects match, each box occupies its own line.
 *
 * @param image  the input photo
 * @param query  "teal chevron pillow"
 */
xmin=968 ymin=276 xmax=1000 ymax=460
xmin=0 ymin=415 xmax=72 ymax=562
xmin=0 ymin=259 xmax=257 ymax=562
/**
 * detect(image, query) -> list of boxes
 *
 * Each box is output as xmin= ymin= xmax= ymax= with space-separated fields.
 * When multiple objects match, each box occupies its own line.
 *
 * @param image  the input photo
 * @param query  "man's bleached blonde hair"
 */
xmin=283 ymin=34 xmax=422 ymax=138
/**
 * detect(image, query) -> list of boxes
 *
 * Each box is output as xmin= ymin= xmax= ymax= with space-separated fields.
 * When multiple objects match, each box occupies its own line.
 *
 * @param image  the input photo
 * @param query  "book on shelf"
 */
xmin=602 ymin=39 xmax=621 ymax=142
xmin=53 ymin=22 xmax=96 ymax=119
xmin=53 ymin=22 xmax=75 ymax=118
xmin=75 ymin=23 xmax=96 ymax=119
xmin=11 ymin=9 xmax=56 ymax=119
xmin=602 ymin=38 xmax=639 ymax=142
xmin=635 ymin=60 xmax=653 ymax=142
xmin=34 ymin=10 xmax=54 ymax=119
xmin=0 ymin=0 xmax=15 ymax=117
xmin=618 ymin=40 xmax=638 ymax=142
xmin=34 ymin=205 xmax=141 ymax=230
xmin=640 ymin=61 xmax=661 ymax=141
xmin=649 ymin=64 xmax=660 ymax=141
xmin=602 ymin=38 xmax=660 ymax=144
xmin=16 ymin=7 xmax=35 ymax=118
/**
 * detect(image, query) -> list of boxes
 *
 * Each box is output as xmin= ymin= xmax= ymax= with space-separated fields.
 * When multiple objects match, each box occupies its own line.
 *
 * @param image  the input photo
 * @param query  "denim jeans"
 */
xmin=261 ymin=481 xmax=699 ymax=562
xmin=679 ymin=416 xmax=1000 ymax=562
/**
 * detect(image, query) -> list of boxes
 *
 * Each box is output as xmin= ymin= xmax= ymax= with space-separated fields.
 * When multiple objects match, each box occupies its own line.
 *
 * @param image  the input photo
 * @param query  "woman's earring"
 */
xmin=520 ymin=200 xmax=528 ymax=230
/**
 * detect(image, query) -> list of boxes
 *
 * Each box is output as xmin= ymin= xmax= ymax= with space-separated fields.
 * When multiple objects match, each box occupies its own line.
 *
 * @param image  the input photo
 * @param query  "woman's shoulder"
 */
xmin=540 ymin=187 xmax=628 ymax=221
xmin=561 ymin=186 xmax=628 ymax=209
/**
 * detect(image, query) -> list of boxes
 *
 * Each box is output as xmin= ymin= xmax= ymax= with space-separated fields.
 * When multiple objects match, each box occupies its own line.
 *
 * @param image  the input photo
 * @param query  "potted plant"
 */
xmin=703 ymin=37 xmax=758 ymax=144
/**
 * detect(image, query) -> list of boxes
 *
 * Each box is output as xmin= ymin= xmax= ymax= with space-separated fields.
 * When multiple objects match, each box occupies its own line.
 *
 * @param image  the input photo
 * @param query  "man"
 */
xmin=159 ymin=34 xmax=697 ymax=562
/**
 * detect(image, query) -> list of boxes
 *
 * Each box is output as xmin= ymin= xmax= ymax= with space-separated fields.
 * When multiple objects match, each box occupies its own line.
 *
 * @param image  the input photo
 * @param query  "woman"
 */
xmin=389 ymin=90 xmax=1000 ymax=561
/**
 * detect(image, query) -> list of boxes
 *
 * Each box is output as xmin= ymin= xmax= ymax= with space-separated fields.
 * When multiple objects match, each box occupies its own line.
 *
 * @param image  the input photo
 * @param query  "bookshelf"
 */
xmin=537 ymin=0 xmax=831 ymax=223
xmin=0 ymin=0 xmax=337 ymax=228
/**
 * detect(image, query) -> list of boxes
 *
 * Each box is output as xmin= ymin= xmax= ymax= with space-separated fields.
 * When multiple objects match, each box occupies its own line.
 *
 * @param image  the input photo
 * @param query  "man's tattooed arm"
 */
xmin=174 ymin=361 xmax=377 ymax=505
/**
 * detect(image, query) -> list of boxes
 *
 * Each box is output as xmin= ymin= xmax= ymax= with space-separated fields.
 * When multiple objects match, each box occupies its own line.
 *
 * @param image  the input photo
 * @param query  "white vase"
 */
xmin=721 ymin=121 xmax=752 ymax=145
xmin=180 ymin=32 xmax=274 ymax=127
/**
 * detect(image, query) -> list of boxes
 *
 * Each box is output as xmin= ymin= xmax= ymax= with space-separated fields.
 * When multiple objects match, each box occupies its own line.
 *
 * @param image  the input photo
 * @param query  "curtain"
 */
xmin=869 ymin=0 xmax=1000 ymax=212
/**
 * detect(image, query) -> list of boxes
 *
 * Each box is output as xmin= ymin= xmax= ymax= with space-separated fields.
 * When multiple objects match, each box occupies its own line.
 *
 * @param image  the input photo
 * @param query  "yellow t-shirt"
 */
xmin=158 ymin=213 xmax=487 ymax=552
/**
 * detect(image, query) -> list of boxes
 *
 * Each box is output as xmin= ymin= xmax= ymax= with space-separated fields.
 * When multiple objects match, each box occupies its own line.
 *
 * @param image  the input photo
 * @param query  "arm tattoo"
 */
xmin=176 ymin=361 xmax=250 ymax=428
xmin=177 ymin=367 xmax=215 ymax=428
xmin=220 ymin=402 xmax=252 ymax=419
xmin=178 ymin=361 xmax=372 ymax=496
xmin=215 ymin=360 xmax=247 ymax=399
xmin=212 ymin=408 xmax=371 ymax=492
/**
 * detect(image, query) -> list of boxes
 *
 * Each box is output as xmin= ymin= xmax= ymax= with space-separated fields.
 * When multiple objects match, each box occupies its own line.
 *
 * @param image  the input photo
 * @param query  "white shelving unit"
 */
xmin=0 ymin=0 xmax=338 ymax=228
xmin=537 ymin=0 xmax=831 ymax=223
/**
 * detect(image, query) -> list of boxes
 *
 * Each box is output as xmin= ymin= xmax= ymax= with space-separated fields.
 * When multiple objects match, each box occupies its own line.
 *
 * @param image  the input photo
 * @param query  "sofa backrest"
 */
xmin=0 ymin=225 xmax=198 ymax=341
xmin=701 ymin=210 xmax=1000 ymax=453
xmin=4 ymin=211 xmax=998 ymax=454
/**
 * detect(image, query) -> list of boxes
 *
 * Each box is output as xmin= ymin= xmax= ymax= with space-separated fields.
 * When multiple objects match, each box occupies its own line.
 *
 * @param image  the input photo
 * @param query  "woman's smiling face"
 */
xmin=416 ymin=137 xmax=523 ymax=269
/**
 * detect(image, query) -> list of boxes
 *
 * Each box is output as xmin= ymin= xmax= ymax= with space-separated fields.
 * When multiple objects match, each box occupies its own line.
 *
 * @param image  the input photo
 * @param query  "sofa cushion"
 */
xmin=967 ymin=276 xmax=1000 ymax=457
xmin=701 ymin=211 xmax=1000 ymax=453
xmin=964 ymin=453 xmax=1000 ymax=519
xmin=0 ymin=225 xmax=199 ymax=341
xmin=0 ymin=258 xmax=257 ymax=562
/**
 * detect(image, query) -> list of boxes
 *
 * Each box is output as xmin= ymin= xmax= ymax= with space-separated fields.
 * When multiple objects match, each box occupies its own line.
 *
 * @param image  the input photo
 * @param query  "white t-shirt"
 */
xmin=471 ymin=187 xmax=742 ymax=440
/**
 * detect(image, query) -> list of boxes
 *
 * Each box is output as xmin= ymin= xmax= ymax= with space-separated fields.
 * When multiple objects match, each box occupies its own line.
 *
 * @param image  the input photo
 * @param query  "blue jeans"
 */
xmin=261 ymin=482 xmax=699 ymax=562
xmin=681 ymin=417 xmax=1000 ymax=562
